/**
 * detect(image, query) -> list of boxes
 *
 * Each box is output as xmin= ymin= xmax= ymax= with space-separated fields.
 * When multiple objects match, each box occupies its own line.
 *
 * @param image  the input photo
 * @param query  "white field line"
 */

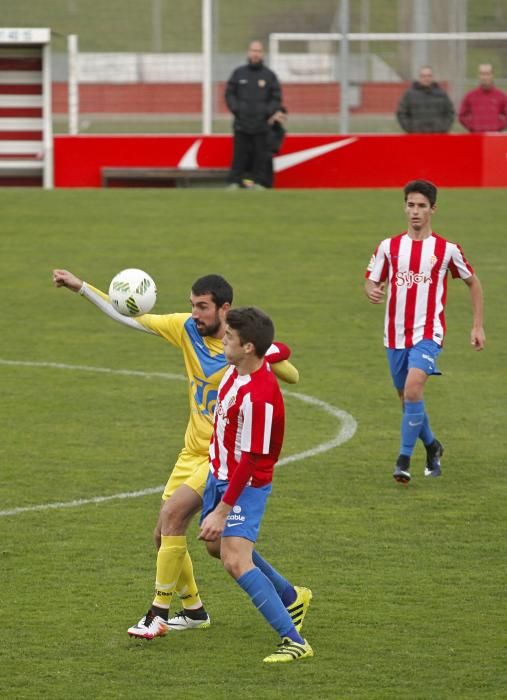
xmin=0 ymin=359 xmax=358 ymax=517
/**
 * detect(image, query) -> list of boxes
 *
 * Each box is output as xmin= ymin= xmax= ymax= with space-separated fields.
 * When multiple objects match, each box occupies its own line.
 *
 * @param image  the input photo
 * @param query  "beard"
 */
xmin=196 ymin=317 xmax=221 ymax=337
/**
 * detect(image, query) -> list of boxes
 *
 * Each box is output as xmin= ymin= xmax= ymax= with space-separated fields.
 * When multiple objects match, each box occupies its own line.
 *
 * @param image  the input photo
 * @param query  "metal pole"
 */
xmin=68 ymin=34 xmax=79 ymax=136
xmin=339 ymin=0 xmax=350 ymax=134
xmin=202 ymin=0 xmax=213 ymax=134
xmin=454 ymin=0 xmax=467 ymax=102
xmin=42 ymin=39 xmax=54 ymax=188
xmin=152 ymin=0 xmax=162 ymax=52
xmin=412 ymin=0 xmax=431 ymax=74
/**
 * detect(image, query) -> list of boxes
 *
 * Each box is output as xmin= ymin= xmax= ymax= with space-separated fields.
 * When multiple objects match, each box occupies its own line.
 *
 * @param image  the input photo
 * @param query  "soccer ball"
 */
xmin=108 ymin=268 xmax=157 ymax=316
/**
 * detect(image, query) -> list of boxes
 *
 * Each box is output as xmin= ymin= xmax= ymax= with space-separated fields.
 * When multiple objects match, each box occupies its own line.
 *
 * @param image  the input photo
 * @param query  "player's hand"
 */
xmin=471 ymin=327 xmax=485 ymax=351
xmin=198 ymin=511 xmax=227 ymax=542
xmin=268 ymin=110 xmax=285 ymax=125
xmin=52 ymin=269 xmax=83 ymax=292
xmin=365 ymin=282 xmax=385 ymax=304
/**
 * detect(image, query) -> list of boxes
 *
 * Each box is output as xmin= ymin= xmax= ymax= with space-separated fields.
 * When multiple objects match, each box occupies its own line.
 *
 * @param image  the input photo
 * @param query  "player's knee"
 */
xmin=404 ymin=385 xmax=424 ymax=402
xmin=220 ymin=549 xmax=251 ymax=580
xmin=160 ymin=500 xmax=186 ymax=533
xmin=220 ymin=554 xmax=239 ymax=578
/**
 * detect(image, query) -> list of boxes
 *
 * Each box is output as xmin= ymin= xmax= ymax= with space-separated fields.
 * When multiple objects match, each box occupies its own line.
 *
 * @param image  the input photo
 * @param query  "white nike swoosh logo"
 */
xmin=176 ymin=137 xmax=357 ymax=173
xmin=409 ymin=421 xmax=423 ymax=427
xmin=177 ymin=139 xmax=203 ymax=169
xmin=273 ymin=138 xmax=357 ymax=173
xmin=226 ymin=522 xmax=242 ymax=527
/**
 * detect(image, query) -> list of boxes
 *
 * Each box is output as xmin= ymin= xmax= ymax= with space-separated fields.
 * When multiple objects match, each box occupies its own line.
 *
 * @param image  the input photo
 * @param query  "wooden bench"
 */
xmin=101 ymin=167 xmax=228 ymax=188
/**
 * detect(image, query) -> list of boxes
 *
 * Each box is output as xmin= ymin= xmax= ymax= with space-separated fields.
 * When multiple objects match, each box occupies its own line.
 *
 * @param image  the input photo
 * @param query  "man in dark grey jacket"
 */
xmin=225 ymin=41 xmax=282 ymax=188
xmin=396 ymin=66 xmax=454 ymax=133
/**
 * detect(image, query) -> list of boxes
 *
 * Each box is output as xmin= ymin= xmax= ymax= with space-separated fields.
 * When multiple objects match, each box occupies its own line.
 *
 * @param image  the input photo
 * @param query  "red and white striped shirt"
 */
xmin=209 ymin=361 xmax=285 ymax=504
xmin=366 ymin=232 xmax=474 ymax=348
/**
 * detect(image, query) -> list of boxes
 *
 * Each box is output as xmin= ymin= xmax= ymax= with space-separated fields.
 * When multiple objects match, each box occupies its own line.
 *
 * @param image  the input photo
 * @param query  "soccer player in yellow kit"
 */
xmin=53 ymin=270 xmax=311 ymax=639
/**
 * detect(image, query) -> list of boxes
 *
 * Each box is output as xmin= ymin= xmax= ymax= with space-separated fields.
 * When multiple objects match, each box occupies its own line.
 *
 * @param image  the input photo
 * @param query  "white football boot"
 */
xmin=128 ymin=612 xmax=169 ymax=639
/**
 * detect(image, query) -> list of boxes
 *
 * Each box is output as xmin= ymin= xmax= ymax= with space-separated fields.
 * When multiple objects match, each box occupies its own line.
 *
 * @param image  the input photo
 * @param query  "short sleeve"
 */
xmin=448 ymin=243 xmax=474 ymax=280
xmin=365 ymin=240 xmax=389 ymax=282
xmin=136 ymin=313 xmax=190 ymax=347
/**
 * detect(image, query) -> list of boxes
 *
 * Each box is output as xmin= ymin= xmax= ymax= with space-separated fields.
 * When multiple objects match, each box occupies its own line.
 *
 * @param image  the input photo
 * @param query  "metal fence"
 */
xmin=2 ymin=0 xmax=507 ymax=134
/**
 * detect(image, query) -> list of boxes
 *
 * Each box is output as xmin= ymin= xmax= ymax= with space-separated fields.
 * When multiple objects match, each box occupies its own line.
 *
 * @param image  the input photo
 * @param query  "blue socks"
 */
xmin=419 ymin=412 xmax=434 ymax=447
xmin=252 ymin=550 xmax=297 ymax=606
xmin=400 ymin=400 xmax=425 ymax=456
xmin=236 ymin=567 xmax=304 ymax=644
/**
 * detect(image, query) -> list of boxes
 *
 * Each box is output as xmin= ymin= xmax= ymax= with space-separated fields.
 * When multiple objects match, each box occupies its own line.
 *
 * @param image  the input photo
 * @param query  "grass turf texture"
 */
xmin=0 ymin=188 xmax=505 ymax=699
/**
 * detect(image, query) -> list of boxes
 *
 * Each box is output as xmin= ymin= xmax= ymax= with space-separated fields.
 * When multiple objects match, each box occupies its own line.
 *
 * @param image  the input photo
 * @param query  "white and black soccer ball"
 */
xmin=108 ymin=268 xmax=157 ymax=316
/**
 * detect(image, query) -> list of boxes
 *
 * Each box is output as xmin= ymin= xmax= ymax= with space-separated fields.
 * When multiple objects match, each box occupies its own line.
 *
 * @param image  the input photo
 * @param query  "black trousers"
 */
xmin=227 ymin=130 xmax=270 ymax=187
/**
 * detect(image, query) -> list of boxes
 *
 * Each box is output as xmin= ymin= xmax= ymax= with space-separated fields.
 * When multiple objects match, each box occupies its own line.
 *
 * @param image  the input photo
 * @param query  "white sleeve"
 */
xmin=366 ymin=240 xmax=389 ymax=283
xmin=448 ymin=243 xmax=474 ymax=280
xmin=79 ymin=282 xmax=156 ymax=334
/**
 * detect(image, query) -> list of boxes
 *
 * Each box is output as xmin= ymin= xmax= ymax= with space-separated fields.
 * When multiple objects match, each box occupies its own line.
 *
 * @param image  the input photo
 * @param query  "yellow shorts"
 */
xmin=162 ymin=447 xmax=210 ymax=501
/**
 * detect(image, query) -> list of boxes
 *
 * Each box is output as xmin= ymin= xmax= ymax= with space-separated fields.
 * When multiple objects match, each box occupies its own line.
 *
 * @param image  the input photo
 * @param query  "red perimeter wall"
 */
xmin=53 ymin=133 xmax=507 ymax=188
xmin=52 ymin=81 xmax=411 ymax=115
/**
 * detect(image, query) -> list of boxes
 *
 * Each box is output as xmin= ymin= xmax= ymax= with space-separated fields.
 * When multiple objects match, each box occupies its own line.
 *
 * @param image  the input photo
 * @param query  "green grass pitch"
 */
xmin=0 ymin=187 xmax=505 ymax=699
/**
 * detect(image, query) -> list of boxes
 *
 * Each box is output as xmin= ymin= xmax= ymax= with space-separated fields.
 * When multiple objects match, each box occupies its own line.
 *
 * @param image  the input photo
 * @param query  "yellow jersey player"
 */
xmin=52 ymin=270 xmax=310 ymax=639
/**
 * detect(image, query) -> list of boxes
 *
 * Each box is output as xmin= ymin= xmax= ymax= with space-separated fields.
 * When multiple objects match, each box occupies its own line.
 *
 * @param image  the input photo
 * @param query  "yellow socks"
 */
xmin=153 ymin=535 xmax=188 ymax=609
xmin=175 ymin=551 xmax=203 ymax=609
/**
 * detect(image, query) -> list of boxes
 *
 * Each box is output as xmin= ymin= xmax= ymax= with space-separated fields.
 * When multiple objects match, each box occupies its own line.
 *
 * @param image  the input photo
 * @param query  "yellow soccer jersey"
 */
xmin=81 ymin=282 xmax=298 ymax=457
xmin=137 ymin=312 xmax=228 ymax=455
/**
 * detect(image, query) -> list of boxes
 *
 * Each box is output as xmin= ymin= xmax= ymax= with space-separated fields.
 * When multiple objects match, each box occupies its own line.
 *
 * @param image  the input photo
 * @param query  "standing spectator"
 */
xmin=396 ymin=66 xmax=455 ymax=133
xmin=459 ymin=63 xmax=507 ymax=132
xmin=225 ymin=40 xmax=282 ymax=189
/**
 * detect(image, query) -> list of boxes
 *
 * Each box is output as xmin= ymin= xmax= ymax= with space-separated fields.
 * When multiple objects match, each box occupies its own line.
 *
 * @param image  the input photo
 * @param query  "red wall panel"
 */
xmin=54 ymin=133 xmax=502 ymax=189
xmin=482 ymin=135 xmax=507 ymax=186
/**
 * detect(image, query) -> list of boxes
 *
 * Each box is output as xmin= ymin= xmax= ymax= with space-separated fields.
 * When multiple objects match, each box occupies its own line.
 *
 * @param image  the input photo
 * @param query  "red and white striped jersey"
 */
xmin=365 ymin=232 xmax=474 ymax=348
xmin=209 ymin=361 xmax=285 ymax=487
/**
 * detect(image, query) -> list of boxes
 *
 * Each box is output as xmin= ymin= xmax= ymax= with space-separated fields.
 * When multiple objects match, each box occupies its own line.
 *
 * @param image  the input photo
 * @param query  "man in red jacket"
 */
xmin=459 ymin=63 xmax=507 ymax=132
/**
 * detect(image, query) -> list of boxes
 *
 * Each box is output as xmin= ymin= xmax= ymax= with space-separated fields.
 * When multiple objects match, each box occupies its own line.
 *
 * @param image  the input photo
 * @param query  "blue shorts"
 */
xmin=200 ymin=471 xmax=272 ymax=543
xmin=386 ymin=339 xmax=442 ymax=391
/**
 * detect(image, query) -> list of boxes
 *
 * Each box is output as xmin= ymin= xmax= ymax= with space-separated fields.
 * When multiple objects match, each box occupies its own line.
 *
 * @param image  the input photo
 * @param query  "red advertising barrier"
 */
xmin=53 ymin=133 xmax=507 ymax=188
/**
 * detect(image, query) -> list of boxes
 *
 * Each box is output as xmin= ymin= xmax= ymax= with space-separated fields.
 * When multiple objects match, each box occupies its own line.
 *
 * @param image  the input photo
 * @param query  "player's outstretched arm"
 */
xmin=53 ymin=269 xmax=83 ymax=292
xmin=52 ymin=268 xmax=155 ymax=335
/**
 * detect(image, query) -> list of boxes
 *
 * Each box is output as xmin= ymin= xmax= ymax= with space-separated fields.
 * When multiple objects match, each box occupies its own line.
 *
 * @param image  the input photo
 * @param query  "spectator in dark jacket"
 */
xmin=459 ymin=64 xmax=507 ymax=132
xmin=396 ymin=66 xmax=455 ymax=133
xmin=225 ymin=40 xmax=282 ymax=189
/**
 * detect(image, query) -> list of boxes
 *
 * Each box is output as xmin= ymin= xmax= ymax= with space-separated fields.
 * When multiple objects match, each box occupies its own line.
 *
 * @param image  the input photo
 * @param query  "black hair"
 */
xmin=226 ymin=307 xmax=274 ymax=358
xmin=403 ymin=179 xmax=438 ymax=207
xmin=191 ymin=274 xmax=233 ymax=308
